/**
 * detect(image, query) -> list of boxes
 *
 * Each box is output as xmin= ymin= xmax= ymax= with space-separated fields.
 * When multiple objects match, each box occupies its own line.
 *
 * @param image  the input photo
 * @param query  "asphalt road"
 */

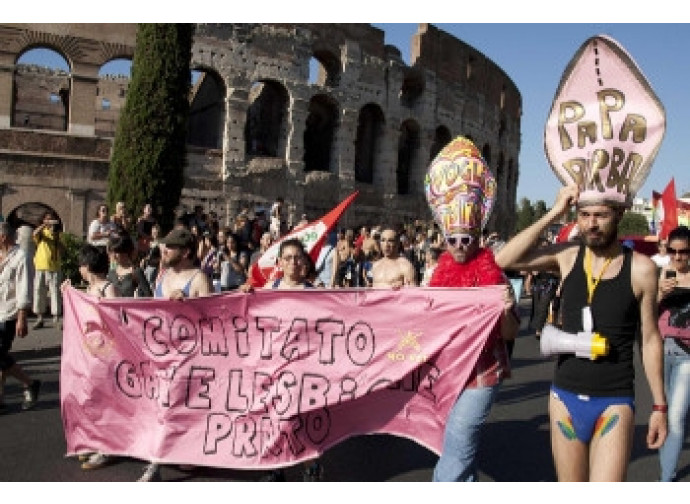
xmin=1 ymin=297 xmax=688 ymax=483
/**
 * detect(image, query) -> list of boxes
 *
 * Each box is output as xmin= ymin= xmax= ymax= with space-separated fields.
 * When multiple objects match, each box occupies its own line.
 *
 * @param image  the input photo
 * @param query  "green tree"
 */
xmin=618 ymin=212 xmax=651 ymax=236
xmin=515 ymin=197 xmax=534 ymax=232
xmin=107 ymin=23 xmax=193 ymax=232
xmin=533 ymin=200 xmax=548 ymax=221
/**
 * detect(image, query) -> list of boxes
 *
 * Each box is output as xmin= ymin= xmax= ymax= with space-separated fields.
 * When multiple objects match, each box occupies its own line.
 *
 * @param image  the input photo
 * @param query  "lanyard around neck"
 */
xmin=584 ymin=248 xmax=613 ymax=304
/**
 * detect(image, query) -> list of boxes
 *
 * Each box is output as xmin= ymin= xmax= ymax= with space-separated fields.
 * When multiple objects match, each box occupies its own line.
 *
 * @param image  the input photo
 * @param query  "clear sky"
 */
xmin=373 ymin=23 xmax=690 ymax=205
xmin=12 ymin=14 xmax=689 ymax=206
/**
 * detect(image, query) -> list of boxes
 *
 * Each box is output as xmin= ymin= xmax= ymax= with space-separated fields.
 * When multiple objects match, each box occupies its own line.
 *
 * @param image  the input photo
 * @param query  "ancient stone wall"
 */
xmin=0 ymin=23 xmax=521 ymax=238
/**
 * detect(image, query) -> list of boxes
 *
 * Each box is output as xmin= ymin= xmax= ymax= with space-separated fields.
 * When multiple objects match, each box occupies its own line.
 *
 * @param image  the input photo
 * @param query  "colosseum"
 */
xmin=0 ymin=23 xmax=521 ymax=237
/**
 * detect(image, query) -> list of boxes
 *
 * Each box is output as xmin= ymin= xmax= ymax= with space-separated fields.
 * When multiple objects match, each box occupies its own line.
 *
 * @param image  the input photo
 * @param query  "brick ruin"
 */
xmin=0 ymin=23 xmax=521 ymax=237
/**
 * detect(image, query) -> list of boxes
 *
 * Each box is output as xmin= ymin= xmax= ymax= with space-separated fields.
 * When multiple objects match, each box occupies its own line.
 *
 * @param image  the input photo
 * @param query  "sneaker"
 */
xmin=137 ymin=463 xmax=161 ymax=482
xmin=81 ymin=453 xmax=111 ymax=470
xmin=21 ymin=380 xmax=41 ymax=410
xmin=31 ymin=317 xmax=44 ymax=330
xmin=78 ymin=453 xmax=91 ymax=462
xmin=302 ymin=462 xmax=323 ymax=482
xmin=261 ymin=469 xmax=286 ymax=482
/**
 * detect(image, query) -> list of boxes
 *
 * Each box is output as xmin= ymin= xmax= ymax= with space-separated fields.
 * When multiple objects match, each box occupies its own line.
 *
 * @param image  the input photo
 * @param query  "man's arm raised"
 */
xmin=495 ymin=185 xmax=579 ymax=272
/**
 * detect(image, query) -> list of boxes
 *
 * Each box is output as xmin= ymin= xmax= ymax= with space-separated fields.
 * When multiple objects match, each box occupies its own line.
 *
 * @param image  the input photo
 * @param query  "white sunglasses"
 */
xmin=445 ymin=233 xmax=476 ymax=248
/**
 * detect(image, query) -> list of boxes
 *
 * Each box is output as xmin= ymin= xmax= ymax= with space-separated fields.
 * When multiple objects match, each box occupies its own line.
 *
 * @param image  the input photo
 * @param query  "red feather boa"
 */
xmin=429 ymin=248 xmax=505 ymax=287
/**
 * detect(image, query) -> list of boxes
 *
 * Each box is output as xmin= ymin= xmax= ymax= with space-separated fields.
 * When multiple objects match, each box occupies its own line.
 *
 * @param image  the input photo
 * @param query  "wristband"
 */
xmin=652 ymin=404 xmax=668 ymax=413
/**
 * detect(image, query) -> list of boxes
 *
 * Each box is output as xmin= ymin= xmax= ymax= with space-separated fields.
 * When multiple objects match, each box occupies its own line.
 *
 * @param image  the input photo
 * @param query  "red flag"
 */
xmin=659 ymin=178 xmax=678 ymax=240
xmin=248 ymin=191 xmax=359 ymax=288
xmin=556 ymin=221 xmax=579 ymax=243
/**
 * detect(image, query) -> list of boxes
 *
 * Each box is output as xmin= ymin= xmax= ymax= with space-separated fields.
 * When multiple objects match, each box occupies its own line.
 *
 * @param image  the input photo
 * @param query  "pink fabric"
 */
xmin=61 ymin=285 xmax=504 ymax=469
xmin=544 ymin=35 xmax=665 ymax=206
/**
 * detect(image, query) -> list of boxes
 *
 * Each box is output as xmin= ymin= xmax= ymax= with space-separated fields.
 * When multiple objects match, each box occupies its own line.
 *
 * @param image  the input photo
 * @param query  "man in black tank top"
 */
xmin=495 ymin=185 xmax=667 ymax=481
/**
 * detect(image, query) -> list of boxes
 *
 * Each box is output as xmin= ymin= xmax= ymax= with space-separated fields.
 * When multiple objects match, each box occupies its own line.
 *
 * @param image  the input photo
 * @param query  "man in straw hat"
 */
xmin=425 ymin=137 xmax=519 ymax=481
xmin=496 ymin=35 xmax=667 ymax=481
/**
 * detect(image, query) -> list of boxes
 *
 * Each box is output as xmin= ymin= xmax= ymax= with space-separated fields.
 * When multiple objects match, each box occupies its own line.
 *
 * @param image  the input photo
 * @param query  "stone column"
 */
xmin=286 ymin=96 xmax=309 ymax=221
xmin=333 ymin=107 xmax=358 ymax=229
xmin=379 ymin=123 xmax=399 ymax=199
xmin=67 ymin=188 xmax=89 ymax=238
xmin=335 ymin=107 xmax=358 ymax=194
xmin=69 ymin=68 xmax=98 ymax=137
xmin=0 ymin=61 xmax=14 ymax=129
xmin=222 ymin=87 xmax=249 ymax=180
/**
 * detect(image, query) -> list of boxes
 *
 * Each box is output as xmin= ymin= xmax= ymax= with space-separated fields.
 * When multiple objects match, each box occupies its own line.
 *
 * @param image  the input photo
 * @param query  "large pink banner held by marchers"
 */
xmin=60 ymin=286 xmax=504 ymax=469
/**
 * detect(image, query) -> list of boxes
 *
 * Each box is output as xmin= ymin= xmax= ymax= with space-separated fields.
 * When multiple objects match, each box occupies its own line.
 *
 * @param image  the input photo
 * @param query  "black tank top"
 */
xmin=554 ymin=245 xmax=639 ymax=397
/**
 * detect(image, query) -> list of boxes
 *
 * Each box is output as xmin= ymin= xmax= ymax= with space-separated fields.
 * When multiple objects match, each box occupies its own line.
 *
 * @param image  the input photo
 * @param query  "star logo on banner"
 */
xmin=396 ymin=330 xmax=422 ymax=352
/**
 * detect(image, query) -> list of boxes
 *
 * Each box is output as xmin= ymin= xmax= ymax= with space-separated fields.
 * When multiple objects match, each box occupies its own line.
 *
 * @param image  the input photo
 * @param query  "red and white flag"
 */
xmin=658 ymin=178 xmax=678 ymax=240
xmin=248 ymin=191 xmax=358 ymax=288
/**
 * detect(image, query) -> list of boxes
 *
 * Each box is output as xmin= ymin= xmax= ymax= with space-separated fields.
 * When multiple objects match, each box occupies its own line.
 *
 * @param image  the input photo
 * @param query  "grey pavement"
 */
xmin=13 ymin=316 xmax=64 ymax=353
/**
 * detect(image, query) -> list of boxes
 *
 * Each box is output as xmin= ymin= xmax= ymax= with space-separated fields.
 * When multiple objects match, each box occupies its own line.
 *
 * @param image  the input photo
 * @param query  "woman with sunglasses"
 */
xmin=657 ymin=225 xmax=690 ymax=481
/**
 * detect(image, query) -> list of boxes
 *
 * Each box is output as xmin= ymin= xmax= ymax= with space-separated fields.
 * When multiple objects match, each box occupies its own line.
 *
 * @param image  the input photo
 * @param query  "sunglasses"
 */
xmin=446 ymin=234 xmax=475 ymax=248
xmin=667 ymin=246 xmax=690 ymax=255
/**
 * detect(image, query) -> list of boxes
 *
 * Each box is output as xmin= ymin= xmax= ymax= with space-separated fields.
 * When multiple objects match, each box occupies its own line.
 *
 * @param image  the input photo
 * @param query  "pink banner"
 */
xmin=60 ymin=286 xmax=504 ymax=469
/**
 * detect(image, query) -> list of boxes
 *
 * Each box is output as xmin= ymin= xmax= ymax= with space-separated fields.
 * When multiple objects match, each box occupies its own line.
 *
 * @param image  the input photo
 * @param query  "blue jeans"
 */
xmin=659 ymin=338 xmax=690 ymax=482
xmin=433 ymin=384 xmax=499 ymax=482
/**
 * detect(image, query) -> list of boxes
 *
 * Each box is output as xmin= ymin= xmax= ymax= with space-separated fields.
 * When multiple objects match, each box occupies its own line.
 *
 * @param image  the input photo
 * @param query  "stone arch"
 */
xmin=397 ymin=119 xmax=421 ymax=195
xmin=303 ymin=93 xmax=339 ymax=172
xmin=354 ymin=103 xmax=385 ymax=184
xmin=95 ymin=57 xmax=132 ymax=137
xmin=245 ymin=79 xmax=289 ymax=158
xmin=13 ymin=47 xmax=71 ymax=131
xmin=188 ymin=67 xmax=226 ymax=149
xmin=310 ymin=49 xmax=341 ymax=87
xmin=429 ymin=125 xmax=452 ymax=161
xmin=400 ymin=67 xmax=424 ymax=108
xmin=6 ymin=201 xmax=62 ymax=230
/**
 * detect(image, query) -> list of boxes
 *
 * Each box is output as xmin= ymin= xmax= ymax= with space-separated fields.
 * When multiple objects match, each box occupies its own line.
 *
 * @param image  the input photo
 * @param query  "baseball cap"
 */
xmin=159 ymin=228 xmax=195 ymax=249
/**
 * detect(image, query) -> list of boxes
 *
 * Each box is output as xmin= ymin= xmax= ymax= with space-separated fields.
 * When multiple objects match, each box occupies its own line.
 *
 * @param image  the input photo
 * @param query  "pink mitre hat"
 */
xmin=424 ymin=136 xmax=497 ymax=236
xmin=544 ymin=35 xmax=665 ymax=208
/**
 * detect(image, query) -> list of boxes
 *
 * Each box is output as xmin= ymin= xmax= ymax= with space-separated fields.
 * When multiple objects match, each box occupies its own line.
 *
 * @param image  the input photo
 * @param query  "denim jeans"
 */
xmin=659 ymin=338 xmax=690 ymax=482
xmin=433 ymin=383 xmax=499 ymax=482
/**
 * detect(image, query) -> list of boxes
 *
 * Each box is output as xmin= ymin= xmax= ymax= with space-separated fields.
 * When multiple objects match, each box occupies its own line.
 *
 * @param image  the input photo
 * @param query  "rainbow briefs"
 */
xmin=551 ymin=386 xmax=634 ymax=443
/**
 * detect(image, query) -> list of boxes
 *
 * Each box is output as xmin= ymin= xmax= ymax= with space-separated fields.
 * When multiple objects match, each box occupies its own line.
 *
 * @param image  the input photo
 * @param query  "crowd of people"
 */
xmin=2 ymin=179 xmax=690 ymax=482
xmin=76 ymin=196 xmax=489 ymax=296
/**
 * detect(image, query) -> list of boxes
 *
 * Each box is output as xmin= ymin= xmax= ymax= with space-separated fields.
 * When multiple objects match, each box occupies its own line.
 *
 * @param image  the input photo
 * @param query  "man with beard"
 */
xmin=138 ymin=227 xmax=212 ymax=481
xmin=495 ymin=185 xmax=667 ymax=481
xmin=370 ymin=227 xmax=416 ymax=288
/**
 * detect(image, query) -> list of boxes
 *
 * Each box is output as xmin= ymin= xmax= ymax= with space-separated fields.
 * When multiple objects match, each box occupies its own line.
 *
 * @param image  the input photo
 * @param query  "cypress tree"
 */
xmin=107 ymin=23 xmax=193 ymax=233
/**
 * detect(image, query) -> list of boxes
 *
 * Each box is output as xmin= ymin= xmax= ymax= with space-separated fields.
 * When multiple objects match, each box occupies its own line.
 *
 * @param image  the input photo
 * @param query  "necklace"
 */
xmin=583 ymin=248 xmax=614 ymax=304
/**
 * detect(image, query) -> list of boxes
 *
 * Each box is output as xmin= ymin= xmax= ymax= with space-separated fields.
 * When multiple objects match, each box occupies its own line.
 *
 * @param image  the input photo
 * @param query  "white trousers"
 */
xmin=33 ymin=269 xmax=61 ymax=317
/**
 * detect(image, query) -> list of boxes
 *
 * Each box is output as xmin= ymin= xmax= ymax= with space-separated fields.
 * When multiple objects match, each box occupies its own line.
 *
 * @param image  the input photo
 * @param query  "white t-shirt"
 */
xmin=88 ymin=219 xmax=115 ymax=247
xmin=651 ymin=253 xmax=670 ymax=268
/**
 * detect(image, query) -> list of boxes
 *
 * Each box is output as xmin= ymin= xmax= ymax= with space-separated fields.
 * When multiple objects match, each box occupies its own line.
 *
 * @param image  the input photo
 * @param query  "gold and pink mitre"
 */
xmin=424 ymin=136 xmax=496 ymax=236
xmin=544 ymin=35 xmax=666 ymax=208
